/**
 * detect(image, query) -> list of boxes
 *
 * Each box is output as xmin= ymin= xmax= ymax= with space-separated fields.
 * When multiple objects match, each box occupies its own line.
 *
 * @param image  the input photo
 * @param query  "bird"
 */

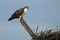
xmin=8 ymin=6 xmax=29 ymax=21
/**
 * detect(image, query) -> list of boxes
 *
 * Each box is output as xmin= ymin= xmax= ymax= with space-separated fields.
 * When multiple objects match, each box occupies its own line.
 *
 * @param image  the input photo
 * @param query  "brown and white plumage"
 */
xmin=8 ymin=6 xmax=29 ymax=21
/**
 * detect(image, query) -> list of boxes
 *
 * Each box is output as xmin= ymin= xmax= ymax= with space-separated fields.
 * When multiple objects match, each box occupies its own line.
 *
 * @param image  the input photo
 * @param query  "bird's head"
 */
xmin=24 ymin=6 xmax=29 ymax=9
xmin=23 ymin=6 xmax=29 ymax=13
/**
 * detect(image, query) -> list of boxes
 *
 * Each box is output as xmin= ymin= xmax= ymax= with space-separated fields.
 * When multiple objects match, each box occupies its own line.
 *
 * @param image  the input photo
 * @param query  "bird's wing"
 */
xmin=11 ymin=8 xmax=24 ymax=18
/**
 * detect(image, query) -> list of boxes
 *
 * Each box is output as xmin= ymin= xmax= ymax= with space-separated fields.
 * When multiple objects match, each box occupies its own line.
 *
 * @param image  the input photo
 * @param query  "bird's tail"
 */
xmin=8 ymin=17 xmax=15 ymax=21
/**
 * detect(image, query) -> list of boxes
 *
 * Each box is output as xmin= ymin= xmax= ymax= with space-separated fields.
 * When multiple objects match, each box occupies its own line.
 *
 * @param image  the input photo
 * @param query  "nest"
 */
xmin=32 ymin=31 xmax=60 ymax=40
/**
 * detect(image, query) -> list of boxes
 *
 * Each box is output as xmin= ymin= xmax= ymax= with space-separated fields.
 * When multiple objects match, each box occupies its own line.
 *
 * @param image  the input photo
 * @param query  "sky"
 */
xmin=0 ymin=0 xmax=60 ymax=40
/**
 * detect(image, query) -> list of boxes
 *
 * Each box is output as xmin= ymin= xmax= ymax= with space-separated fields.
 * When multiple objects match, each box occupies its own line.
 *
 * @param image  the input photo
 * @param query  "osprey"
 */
xmin=8 ymin=6 xmax=29 ymax=21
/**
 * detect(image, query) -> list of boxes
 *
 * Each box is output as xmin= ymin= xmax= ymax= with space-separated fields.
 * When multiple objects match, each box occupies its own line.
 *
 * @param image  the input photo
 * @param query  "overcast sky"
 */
xmin=0 ymin=0 xmax=60 ymax=40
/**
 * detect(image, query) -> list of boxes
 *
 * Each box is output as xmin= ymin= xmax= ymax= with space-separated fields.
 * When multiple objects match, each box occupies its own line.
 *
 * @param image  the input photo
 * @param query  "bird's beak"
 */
xmin=27 ymin=7 xmax=29 ymax=9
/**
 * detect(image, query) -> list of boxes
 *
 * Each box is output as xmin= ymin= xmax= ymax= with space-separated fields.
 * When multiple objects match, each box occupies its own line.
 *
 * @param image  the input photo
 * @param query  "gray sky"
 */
xmin=0 ymin=0 xmax=60 ymax=40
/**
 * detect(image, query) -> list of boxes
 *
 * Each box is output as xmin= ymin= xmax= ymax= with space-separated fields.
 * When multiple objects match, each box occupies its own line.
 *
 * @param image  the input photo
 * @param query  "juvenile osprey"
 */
xmin=8 ymin=6 xmax=29 ymax=21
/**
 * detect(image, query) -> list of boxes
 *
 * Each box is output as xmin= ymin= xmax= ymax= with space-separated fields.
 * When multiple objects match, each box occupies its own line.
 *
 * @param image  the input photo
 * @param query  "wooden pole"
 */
xmin=20 ymin=17 xmax=35 ymax=38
